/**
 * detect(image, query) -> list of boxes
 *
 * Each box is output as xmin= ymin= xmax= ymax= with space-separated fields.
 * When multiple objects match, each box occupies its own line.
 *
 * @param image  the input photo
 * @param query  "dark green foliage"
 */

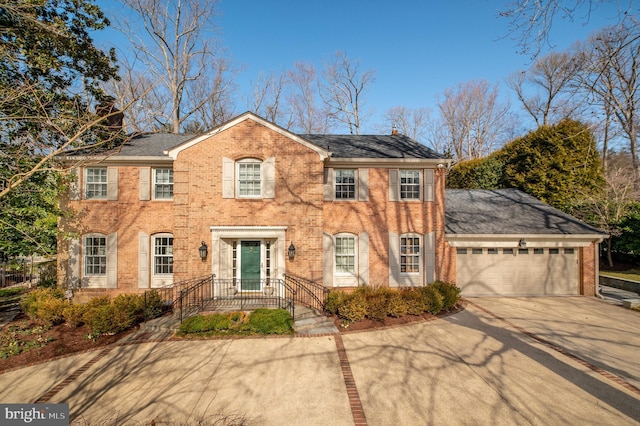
xmin=401 ymin=288 xmax=428 ymax=315
xmin=446 ymin=119 xmax=604 ymax=214
xmin=613 ymin=202 xmax=640 ymax=255
xmin=498 ymin=119 xmax=604 ymax=211
xmin=448 ymin=156 xmax=504 ymax=189
xmin=325 ymin=290 xmax=351 ymax=315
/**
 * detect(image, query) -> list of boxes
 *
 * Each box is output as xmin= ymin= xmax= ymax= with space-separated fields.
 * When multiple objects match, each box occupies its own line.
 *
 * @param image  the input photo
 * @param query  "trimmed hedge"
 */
xmin=21 ymin=290 xmax=166 ymax=336
xmin=326 ymin=281 xmax=461 ymax=323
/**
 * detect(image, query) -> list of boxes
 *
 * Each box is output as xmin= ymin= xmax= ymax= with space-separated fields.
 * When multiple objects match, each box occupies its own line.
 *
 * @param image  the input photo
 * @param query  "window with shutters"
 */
xmin=153 ymin=235 xmax=174 ymax=274
xmin=237 ymin=159 xmax=262 ymax=197
xmin=400 ymin=170 xmax=421 ymax=200
xmin=335 ymin=169 xmax=356 ymax=199
xmin=400 ymin=235 xmax=421 ymax=273
xmin=85 ymin=168 xmax=107 ymax=199
xmin=153 ymin=169 xmax=174 ymax=199
xmin=335 ymin=235 xmax=357 ymax=274
xmin=84 ymin=235 xmax=106 ymax=275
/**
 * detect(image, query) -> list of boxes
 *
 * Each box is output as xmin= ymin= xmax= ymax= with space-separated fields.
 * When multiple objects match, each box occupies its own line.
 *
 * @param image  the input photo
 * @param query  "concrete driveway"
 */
xmin=0 ymin=297 xmax=638 ymax=425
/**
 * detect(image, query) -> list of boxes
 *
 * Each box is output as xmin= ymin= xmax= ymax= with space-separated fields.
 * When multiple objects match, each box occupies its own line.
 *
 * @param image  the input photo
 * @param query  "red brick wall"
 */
xmin=172 ymin=120 xmax=325 ymax=283
xmin=581 ymin=242 xmax=597 ymax=296
xmin=58 ymin=166 xmax=174 ymax=294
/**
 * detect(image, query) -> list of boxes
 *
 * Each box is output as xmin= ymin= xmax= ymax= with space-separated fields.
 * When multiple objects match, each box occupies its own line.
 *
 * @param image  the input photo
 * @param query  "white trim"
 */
xmin=210 ymin=226 xmax=287 ymax=280
xmin=166 ymin=112 xmax=330 ymax=160
xmin=446 ymin=234 xmax=606 ymax=247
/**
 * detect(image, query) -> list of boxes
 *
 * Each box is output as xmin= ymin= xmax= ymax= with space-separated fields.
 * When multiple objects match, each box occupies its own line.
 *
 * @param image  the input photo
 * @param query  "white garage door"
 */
xmin=456 ymin=247 xmax=579 ymax=296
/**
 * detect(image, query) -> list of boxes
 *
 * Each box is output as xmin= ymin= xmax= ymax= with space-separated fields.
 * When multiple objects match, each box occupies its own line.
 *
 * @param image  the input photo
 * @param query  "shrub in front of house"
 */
xmin=21 ymin=288 xmax=67 ymax=326
xmin=178 ymin=309 xmax=292 ymax=336
xmin=326 ymin=282 xmax=461 ymax=323
xmin=430 ymin=281 xmax=462 ymax=310
xmin=62 ymin=303 xmax=87 ymax=328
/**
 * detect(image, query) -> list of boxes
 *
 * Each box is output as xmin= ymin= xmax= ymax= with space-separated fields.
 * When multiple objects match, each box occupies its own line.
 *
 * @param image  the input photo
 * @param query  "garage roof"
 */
xmin=445 ymin=189 xmax=604 ymax=235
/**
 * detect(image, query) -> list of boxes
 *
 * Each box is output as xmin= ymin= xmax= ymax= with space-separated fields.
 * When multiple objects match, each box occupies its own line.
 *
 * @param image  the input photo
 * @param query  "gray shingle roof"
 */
xmin=300 ymin=134 xmax=447 ymax=159
xmin=445 ymin=189 xmax=604 ymax=235
xmin=113 ymin=133 xmax=195 ymax=157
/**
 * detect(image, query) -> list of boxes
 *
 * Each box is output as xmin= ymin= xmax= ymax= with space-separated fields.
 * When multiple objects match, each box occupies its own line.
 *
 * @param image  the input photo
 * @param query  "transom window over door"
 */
xmin=400 ymin=170 xmax=420 ymax=200
xmin=237 ymin=160 xmax=261 ymax=197
xmin=335 ymin=236 xmax=356 ymax=274
xmin=335 ymin=169 xmax=355 ymax=199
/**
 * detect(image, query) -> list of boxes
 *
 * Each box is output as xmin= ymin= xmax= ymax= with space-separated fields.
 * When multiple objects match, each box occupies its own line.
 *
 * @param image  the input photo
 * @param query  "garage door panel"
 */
xmin=457 ymin=248 xmax=578 ymax=296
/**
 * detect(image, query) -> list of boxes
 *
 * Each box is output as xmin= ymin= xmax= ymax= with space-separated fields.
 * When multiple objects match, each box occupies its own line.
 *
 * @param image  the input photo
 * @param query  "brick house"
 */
xmin=58 ymin=112 xmax=605 ymax=300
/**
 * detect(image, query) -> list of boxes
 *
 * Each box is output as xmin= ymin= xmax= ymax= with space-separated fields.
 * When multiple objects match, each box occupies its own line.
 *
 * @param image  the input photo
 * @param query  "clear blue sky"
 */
xmin=98 ymin=0 xmax=625 ymax=133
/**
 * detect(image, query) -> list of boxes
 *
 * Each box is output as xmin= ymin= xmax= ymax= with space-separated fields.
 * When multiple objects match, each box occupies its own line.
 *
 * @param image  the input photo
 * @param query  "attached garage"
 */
xmin=455 ymin=246 xmax=578 ymax=296
xmin=445 ymin=189 xmax=607 ymax=297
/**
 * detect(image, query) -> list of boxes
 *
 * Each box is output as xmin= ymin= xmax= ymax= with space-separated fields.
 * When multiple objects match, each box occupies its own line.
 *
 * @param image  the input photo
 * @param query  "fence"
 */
xmin=1 ymin=259 xmax=56 ymax=288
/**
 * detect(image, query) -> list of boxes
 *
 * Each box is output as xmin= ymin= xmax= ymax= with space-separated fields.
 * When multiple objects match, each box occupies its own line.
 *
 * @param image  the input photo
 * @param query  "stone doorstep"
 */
xmin=621 ymin=299 xmax=640 ymax=309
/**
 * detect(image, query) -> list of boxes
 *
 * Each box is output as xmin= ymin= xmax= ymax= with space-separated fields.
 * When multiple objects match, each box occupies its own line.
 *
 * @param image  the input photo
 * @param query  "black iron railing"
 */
xmin=212 ymin=278 xmax=295 ymax=319
xmin=284 ymin=274 xmax=330 ymax=313
xmin=165 ymin=276 xmax=296 ymax=322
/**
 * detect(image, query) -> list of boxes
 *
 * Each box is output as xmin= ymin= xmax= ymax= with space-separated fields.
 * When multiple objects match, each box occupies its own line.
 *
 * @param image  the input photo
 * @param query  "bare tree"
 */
xmin=573 ymin=21 xmax=640 ymax=186
xmin=320 ymin=51 xmax=375 ymax=135
xmin=118 ymin=0 xmax=235 ymax=133
xmin=248 ymin=70 xmax=289 ymax=125
xmin=499 ymin=0 xmax=637 ymax=58
xmin=288 ymin=63 xmax=330 ymax=133
xmin=438 ymin=80 xmax=518 ymax=161
xmin=381 ymin=106 xmax=433 ymax=140
xmin=507 ymin=51 xmax=582 ymax=126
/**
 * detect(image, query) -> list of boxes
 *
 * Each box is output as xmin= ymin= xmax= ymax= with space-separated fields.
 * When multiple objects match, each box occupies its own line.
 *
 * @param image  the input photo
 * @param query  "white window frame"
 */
xmin=237 ymin=159 xmax=262 ymax=198
xmin=400 ymin=234 xmax=421 ymax=274
xmin=84 ymin=234 xmax=107 ymax=276
xmin=153 ymin=168 xmax=174 ymax=200
xmin=85 ymin=167 xmax=108 ymax=199
xmin=335 ymin=234 xmax=357 ymax=275
xmin=335 ymin=169 xmax=356 ymax=200
xmin=400 ymin=170 xmax=421 ymax=200
xmin=153 ymin=234 xmax=174 ymax=275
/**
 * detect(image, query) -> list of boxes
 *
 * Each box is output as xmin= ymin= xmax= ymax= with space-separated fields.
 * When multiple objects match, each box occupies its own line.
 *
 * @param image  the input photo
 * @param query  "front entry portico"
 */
xmin=210 ymin=226 xmax=287 ymax=287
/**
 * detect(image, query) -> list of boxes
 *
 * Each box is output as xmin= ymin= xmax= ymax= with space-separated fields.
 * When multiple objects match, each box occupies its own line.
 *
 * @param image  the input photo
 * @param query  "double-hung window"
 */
xmin=154 ymin=235 xmax=174 ymax=275
xmin=85 ymin=168 xmax=108 ymax=199
xmin=154 ymin=169 xmax=173 ymax=199
xmin=335 ymin=169 xmax=356 ymax=199
xmin=237 ymin=161 xmax=262 ymax=197
xmin=335 ymin=236 xmax=356 ymax=274
xmin=84 ymin=236 xmax=107 ymax=275
xmin=400 ymin=170 xmax=421 ymax=200
xmin=400 ymin=236 xmax=421 ymax=273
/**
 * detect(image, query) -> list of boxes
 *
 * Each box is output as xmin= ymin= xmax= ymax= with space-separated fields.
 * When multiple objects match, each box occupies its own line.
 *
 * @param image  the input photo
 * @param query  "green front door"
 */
xmin=240 ymin=241 xmax=261 ymax=290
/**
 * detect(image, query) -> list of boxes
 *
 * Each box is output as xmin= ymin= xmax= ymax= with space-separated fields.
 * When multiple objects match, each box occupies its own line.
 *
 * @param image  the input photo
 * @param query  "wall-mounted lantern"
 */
xmin=199 ymin=241 xmax=208 ymax=261
xmin=288 ymin=242 xmax=296 ymax=260
xmin=518 ymin=239 xmax=527 ymax=249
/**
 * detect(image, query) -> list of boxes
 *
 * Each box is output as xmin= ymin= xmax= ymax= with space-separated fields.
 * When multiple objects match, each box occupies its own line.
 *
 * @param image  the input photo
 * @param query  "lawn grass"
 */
xmin=600 ymin=270 xmax=640 ymax=282
xmin=177 ymin=308 xmax=293 ymax=336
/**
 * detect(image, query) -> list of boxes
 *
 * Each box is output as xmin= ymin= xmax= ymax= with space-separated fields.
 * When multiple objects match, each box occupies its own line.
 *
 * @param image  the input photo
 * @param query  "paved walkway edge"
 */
xmin=334 ymin=333 xmax=368 ymax=426
xmin=467 ymin=300 xmax=640 ymax=397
